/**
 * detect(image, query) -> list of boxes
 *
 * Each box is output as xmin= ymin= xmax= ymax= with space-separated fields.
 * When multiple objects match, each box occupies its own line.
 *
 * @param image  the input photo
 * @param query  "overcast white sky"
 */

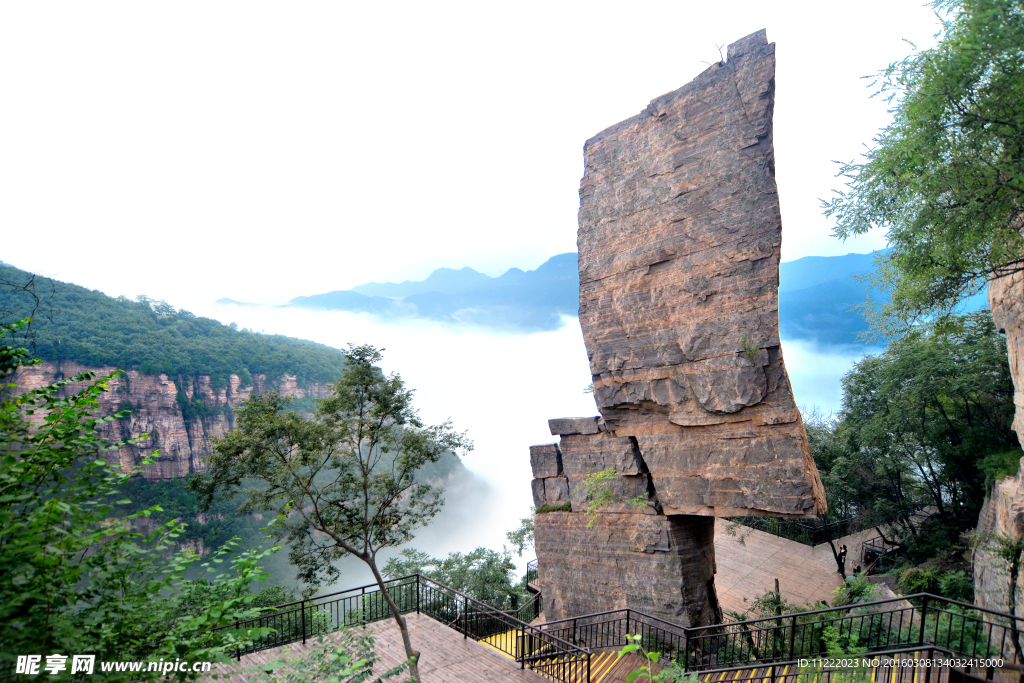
xmin=1 ymin=1 xmax=941 ymax=305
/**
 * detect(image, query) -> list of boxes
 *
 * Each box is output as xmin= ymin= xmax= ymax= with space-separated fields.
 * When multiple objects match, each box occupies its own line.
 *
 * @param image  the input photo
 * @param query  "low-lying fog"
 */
xmin=180 ymin=298 xmax=876 ymax=591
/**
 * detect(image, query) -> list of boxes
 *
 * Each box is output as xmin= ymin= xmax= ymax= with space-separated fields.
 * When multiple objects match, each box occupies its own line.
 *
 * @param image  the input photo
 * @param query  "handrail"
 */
xmin=219 ymin=572 xmax=589 ymax=683
xmin=416 ymin=574 xmax=587 ymax=655
xmin=686 ymin=592 xmax=1024 ymax=633
xmin=222 ymin=570 xmax=1024 ymax=683
xmin=538 ymin=607 xmax=687 ymax=633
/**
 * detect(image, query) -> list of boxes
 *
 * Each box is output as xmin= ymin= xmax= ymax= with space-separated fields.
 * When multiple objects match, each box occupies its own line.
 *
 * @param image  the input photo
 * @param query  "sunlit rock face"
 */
xmin=533 ymin=29 xmax=825 ymax=628
xmin=12 ymin=361 xmax=330 ymax=480
xmin=974 ymin=272 xmax=1024 ymax=618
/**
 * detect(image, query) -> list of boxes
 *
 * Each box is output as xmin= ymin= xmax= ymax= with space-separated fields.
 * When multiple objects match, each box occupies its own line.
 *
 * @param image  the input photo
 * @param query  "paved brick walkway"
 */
xmin=204 ymin=613 xmax=549 ymax=683
xmin=714 ymin=519 xmax=880 ymax=616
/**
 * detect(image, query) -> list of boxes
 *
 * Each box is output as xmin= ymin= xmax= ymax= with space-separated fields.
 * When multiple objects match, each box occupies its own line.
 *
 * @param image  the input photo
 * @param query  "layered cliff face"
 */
xmin=13 ymin=360 xmax=332 ymax=480
xmin=533 ymin=30 xmax=824 ymax=627
xmin=974 ymin=272 xmax=1024 ymax=615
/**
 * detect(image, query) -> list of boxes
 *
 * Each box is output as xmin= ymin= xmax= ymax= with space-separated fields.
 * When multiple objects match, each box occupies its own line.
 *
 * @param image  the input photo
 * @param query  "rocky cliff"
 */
xmin=13 ymin=360 xmax=331 ymax=479
xmin=974 ymin=271 xmax=1024 ymax=616
xmin=532 ymin=30 xmax=825 ymax=628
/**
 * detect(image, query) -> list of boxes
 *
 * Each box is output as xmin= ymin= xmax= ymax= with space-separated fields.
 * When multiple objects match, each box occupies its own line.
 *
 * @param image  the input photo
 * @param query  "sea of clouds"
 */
xmin=178 ymin=299 xmax=876 ymax=587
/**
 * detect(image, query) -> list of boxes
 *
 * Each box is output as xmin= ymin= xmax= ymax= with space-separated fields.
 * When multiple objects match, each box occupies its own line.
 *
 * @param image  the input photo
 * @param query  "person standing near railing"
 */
xmin=836 ymin=545 xmax=848 ymax=574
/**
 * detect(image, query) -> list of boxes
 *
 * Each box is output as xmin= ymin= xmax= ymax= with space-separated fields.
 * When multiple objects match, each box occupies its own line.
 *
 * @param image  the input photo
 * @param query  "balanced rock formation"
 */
xmin=532 ymin=30 xmax=825 ymax=627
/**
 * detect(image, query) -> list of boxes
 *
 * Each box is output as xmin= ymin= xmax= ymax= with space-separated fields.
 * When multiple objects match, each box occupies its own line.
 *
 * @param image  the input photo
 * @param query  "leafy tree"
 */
xmin=383 ymin=547 xmax=528 ymax=612
xmin=191 ymin=344 xmax=472 ymax=683
xmin=827 ymin=313 xmax=1014 ymax=545
xmin=506 ymin=511 xmax=535 ymax=558
xmin=824 ymin=0 xmax=1024 ymax=333
xmin=0 ymin=320 xmax=274 ymax=680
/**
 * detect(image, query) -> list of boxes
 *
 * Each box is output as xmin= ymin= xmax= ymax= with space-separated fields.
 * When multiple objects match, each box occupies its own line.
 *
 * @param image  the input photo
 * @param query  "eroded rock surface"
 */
xmin=576 ymin=29 xmax=824 ymax=518
xmin=973 ymin=272 xmax=1024 ymax=616
xmin=532 ymin=30 xmax=825 ymax=628
xmin=13 ymin=360 xmax=331 ymax=479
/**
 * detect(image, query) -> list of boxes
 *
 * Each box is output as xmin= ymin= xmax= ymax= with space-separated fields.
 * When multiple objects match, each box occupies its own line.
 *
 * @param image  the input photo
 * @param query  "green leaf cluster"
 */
xmin=824 ymin=0 xmax=1024 ymax=333
xmin=0 ymin=320 xmax=278 ymax=680
xmin=382 ymin=547 xmax=529 ymax=612
xmin=811 ymin=312 xmax=1014 ymax=549
xmin=190 ymin=344 xmax=473 ymax=683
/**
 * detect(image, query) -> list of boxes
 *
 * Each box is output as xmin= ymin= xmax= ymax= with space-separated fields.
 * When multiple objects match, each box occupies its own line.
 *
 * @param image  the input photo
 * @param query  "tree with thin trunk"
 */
xmin=190 ymin=344 xmax=472 ymax=683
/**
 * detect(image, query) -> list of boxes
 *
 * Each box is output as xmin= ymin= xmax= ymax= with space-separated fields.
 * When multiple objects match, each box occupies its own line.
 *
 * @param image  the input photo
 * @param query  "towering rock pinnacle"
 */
xmin=532 ymin=30 xmax=826 ymax=628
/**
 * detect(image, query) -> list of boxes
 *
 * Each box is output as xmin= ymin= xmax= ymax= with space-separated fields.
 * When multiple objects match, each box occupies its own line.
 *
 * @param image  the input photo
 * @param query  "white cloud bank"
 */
xmin=179 ymin=300 xmax=872 ymax=582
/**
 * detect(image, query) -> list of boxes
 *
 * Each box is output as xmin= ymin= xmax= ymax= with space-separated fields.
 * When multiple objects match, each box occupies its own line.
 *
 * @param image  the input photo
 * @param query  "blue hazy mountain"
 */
xmin=288 ymin=253 xmax=580 ymax=330
xmin=277 ymin=250 xmax=987 ymax=342
xmin=778 ymin=252 xmax=890 ymax=346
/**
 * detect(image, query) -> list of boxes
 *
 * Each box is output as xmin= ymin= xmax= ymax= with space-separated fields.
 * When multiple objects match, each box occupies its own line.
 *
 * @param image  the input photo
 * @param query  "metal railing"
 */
xmin=526 ymin=558 xmax=538 ymax=587
xmin=724 ymin=515 xmax=865 ymax=547
xmin=515 ymin=591 xmax=543 ymax=624
xmin=725 ymin=509 xmax=927 ymax=549
xmin=218 ymin=573 xmax=588 ymax=682
xmin=689 ymin=593 xmax=1022 ymax=672
xmin=532 ymin=593 xmax=1024 ymax=675
xmin=219 ymin=564 xmax=1024 ymax=683
xmin=538 ymin=608 xmax=687 ymax=662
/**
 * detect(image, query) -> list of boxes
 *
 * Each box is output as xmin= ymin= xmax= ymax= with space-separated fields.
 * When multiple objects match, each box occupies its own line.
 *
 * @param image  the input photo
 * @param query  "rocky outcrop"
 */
xmin=576 ymin=29 xmax=824 ymax=518
xmin=532 ymin=30 xmax=824 ymax=627
xmin=12 ymin=360 xmax=331 ymax=480
xmin=973 ymin=272 xmax=1024 ymax=616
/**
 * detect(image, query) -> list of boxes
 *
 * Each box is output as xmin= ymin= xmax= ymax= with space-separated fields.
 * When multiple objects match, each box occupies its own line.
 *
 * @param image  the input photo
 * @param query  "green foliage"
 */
xmin=0 ymin=321 xmax=276 ymax=680
xmin=536 ymin=502 xmax=572 ymax=514
xmin=0 ymin=263 xmax=347 ymax=386
xmin=832 ymin=575 xmax=883 ymax=607
xmin=940 ymin=570 xmax=975 ymax=602
xmin=112 ymin=476 xmax=267 ymax=559
xmin=506 ymin=511 xmax=535 ymax=557
xmin=190 ymin=344 xmax=472 ymax=682
xmin=725 ymin=587 xmax=805 ymax=623
xmin=899 ymin=567 xmax=940 ymax=595
xmin=979 ymin=449 xmax=1024 ymax=487
xmin=615 ymin=633 xmax=697 ymax=683
xmin=245 ymin=626 xmax=409 ymax=683
xmin=824 ymin=0 xmax=1024 ymax=334
xmin=577 ymin=467 xmax=648 ymax=527
xmin=383 ymin=547 xmax=528 ymax=611
xmin=825 ymin=313 xmax=1014 ymax=547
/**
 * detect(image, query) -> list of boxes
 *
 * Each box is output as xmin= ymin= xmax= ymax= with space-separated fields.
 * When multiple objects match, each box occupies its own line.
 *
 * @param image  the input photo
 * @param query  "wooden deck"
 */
xmin=204 ymin=613 xmax=550 ymax=682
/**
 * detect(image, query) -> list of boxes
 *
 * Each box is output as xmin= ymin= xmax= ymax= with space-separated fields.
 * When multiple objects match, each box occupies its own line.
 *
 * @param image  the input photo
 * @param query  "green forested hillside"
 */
xmin=0 ymin=263 xmax=347 ymax=386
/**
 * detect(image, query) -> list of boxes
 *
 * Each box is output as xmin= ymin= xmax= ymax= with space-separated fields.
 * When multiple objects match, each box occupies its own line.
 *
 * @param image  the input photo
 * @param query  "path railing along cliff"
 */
xmin=222 ymin=562 xmax=1024 ymax=683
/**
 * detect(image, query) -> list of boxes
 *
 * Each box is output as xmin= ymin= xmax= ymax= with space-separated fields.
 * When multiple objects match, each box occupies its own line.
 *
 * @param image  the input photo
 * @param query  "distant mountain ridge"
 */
xmin=288 ymin=253 xmax=579 ymax=330
xmin=223 ymin=250 xmax=987 ymax=345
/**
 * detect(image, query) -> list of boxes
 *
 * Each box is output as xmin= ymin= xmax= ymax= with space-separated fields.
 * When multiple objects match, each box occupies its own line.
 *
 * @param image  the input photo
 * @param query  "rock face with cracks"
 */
xmin=532 ymin=30 xmax=825 ymax=627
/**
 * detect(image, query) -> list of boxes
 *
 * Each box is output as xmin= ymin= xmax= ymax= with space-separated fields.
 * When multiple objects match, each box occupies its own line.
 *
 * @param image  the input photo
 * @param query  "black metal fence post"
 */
xmin=790 ymin=614 xmax=797 ymax=660
xmin=918 ymin=596 xmax=929 ymax=647
xmin=235 ymin=619 xmax=241 ymax=661
xmin=301 ymin=599 xmax=307 ymax=645
xmin=463 ymin=596 xmax=468 ymax=639
xmin=416 ymin=574 xmax=420 ymax=615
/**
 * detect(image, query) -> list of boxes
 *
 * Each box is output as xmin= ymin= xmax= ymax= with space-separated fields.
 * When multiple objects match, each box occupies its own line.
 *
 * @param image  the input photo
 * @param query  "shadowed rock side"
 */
xmin=535 ymin=512 xmax=720 ymax=628
xmin=576 ymin=29 xmax=824 ymax=518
